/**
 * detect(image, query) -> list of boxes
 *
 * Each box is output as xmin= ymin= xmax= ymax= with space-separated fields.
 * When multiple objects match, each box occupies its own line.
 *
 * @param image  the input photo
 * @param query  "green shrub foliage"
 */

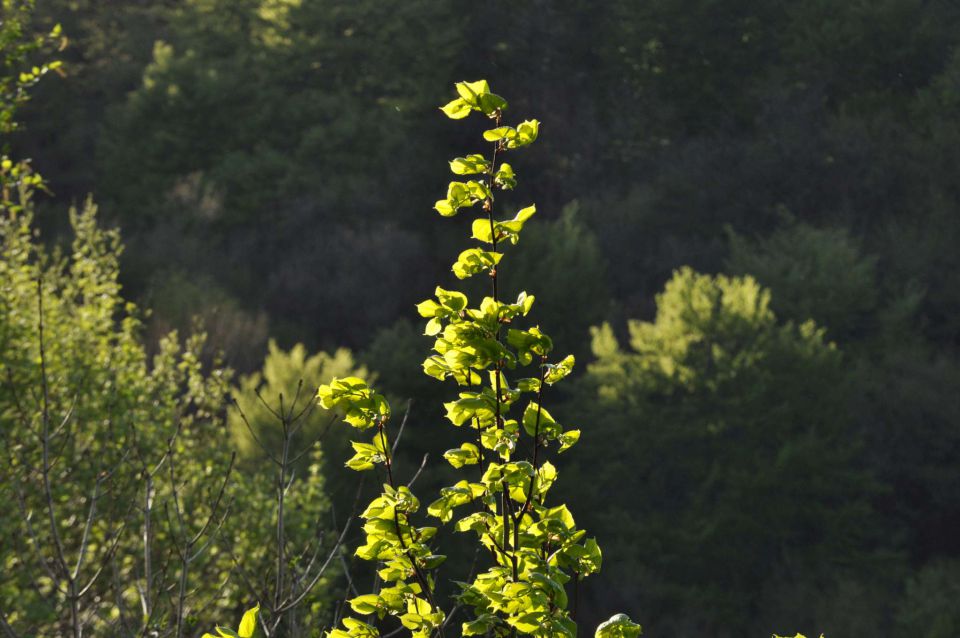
xmin=0 ymin=192 xmax=242 ymax=634
xmin=0 ymin=16 xmax=340 ymax=629
xmin=319 ymin=81 xmax=640 ymax=638
xmin=0 ymin=160 xmax=339 ymax=638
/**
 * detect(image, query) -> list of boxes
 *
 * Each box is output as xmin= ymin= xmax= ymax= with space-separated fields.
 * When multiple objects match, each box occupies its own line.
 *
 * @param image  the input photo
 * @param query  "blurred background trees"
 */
xmin=564 ymin=269 xmax=878 ymax=635
xmin=5 ymin=0 xmax=960 ymax=635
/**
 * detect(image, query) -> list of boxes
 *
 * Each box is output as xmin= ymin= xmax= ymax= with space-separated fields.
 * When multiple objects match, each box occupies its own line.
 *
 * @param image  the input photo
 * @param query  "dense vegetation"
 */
xmin=3 ymin=0 xmax=960 ymax=636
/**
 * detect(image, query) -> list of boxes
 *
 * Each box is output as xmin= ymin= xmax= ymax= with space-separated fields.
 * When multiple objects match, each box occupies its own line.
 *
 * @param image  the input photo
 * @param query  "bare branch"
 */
xmin=338 ymin=553 xmax=360 ymax=599
xmin=9 ymin=460 xmax=62 ymax=588
xmin=390 ymin=400 xmax=413 ymax=458
xmin=287 ymin=379 xmax=304 ymax=423
xmin=188 ymin=453 xmax=236 ymax=547
xmin=406 ymin=453 xmax=430 ymax=489
xmin=275 ymin=477 xmax=365 ymax=614
xmin=188 ymin=499 xmax=233 ymax=563
xmin=228 ymin=548 xmax=269 ymax=604
xmin=36 ymin=278 xmax=71 ymax=584
xmin=231 ymin=396 xmax=282 ymax=466
xmin=289 ymin=384 xmax=321 ymax=428
xmin=288 ymin=412 xmax=338 ymax=465
xmin=77 ymin=520 xmax=129 ymax=598
xmin=254 ymin=388 xmax=283 ymax=421
xmin=72 ymin=478 xmax=104 ymax=581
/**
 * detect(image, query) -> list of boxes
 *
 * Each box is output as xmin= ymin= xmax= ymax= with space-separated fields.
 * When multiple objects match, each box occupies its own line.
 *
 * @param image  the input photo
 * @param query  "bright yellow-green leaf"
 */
xmin=558 ymin=430 xmax=581 ymax=453
xmin=450 ymin=154 xmax=491 ymax=176
xmin=509 ymin=119 xmax=540 ymax=148
xmin=416 ymin=299 xmax=441 ymax=317
xmin=522 ymin=401 xmax=561 ymax=439
xmin=545 ymin=354 xmax=575 ymax=384
xmin=456 ymin=79 xmax=490 ymax=104
xmin=452 ymin=80 xmax=507 ymax=115
xmin=434 ymin=198 xmax=456 ymax=216
xmin=345 ymin=440 xmax=383 ymax=471
xmin=494 ymin=162 xmax=516 ymax=189
xmin=440 ymin=97 xmax=471 ymax=119
xmin=483 ymin=126 xmax=517 ymax=143
xmin=443 ymin=443 xmax=481 ymax=468
xmin=595 ymin=613 xmax=642 ymax=638
xmin=477 ymin=92 xmax=508 ymax=115
xmin=452 ymin=248 xmax=502 ymax=279
xmin=349 ymin=594 xmax=383 ymax=615
xmin=238 ymin=605 xmax=259 ymax=638
xmin=424 ymin=317 xmax=442 ymax=336
xmin=471 ymin=205 xmax=536 ymax=245
xmin=544 ymin=504 xmax=576 ymax=529
xmin=471 ymin=218 xmax=494 ymax=244
xmin=508 ymin=325 xmax=554 ymax=364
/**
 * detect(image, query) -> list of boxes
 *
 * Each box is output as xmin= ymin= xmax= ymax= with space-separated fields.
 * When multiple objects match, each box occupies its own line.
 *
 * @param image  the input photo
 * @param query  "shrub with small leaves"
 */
xmin=320 ymin=81 xmax=640 ymax=637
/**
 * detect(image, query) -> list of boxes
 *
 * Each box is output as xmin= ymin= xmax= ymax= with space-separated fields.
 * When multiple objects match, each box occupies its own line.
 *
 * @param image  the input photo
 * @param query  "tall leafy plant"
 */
xmin=317 ymin=81 xmax=641 ymax=638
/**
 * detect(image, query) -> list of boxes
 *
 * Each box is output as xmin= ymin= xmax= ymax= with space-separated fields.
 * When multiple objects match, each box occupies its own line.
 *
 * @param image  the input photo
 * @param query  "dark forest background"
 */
xmin=6 ymin=1 xmax=960 ymax=636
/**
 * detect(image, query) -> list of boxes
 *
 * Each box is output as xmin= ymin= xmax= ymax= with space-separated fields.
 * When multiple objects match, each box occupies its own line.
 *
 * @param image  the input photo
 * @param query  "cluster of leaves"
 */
xmin=1 ymin=0 xmax=63 ymax=208
xmin=320 ymin=82 xmax=640 ymax=638
xmin=319 ymin=375 xmax=445 ymax=638
xmin=0 ymin=0 xmax=66 ymax=222
xmin=0 ymin=0 xmax=63 ymax=138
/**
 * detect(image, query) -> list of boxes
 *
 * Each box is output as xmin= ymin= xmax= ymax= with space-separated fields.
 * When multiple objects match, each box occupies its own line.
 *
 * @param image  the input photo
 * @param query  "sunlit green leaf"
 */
xmin=483 ymin=126 xmax=517 ymax=143
xmin=450 ymin=154 xmax=491 ymax=176
xmin=440 ymin=97 xmax=471 ymax=119
xmin=456 ymin=79 xmax=490 ymax=104
xmin=471 ymin=205 xmax=536 ymax=245
xmin=509 ymin=119 xmax=540 ymax=148
xmin=595 ymin=613 xmax=642 ymax=638
xmin=494 ymin=162 xmax=516 ymax=190
xmin=238 ymin=605 xmax=259 ymax=638
xmin=558 ymin=429 xmax=581 ymax=453
xmin=443 ymin=442 xmax=481 ymax=468
xmin=349 ymin=594 xmax=383 ymax=615
xmin=452 ymin=248 xmax=502 ymax=279
xmin=545 ymin=354 xmax=575 ymax=384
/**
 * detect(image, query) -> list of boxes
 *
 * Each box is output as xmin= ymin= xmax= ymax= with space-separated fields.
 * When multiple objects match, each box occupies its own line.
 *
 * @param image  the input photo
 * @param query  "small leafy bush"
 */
xmin=316 ymin=81 xmax=640 ymax=638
